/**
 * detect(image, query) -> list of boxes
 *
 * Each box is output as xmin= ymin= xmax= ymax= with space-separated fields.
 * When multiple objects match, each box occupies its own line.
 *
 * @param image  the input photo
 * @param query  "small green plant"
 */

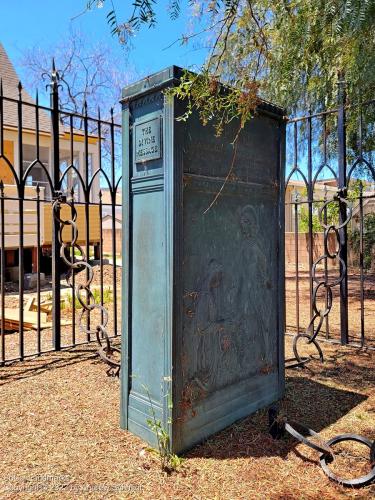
xmin=64 ymin=287 xmax=113 ymax=310
xmin=298 ymin=181 xmax=363 ymax=233
xmin=142 ymin=384 xmax=184 ymax=473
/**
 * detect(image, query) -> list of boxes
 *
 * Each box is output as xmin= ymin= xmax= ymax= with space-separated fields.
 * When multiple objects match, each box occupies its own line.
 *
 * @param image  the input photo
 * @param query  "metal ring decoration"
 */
xmin=284 ymin=357 xmax=311 ymax=369
xmin=319 ymin=434 xmax=375 ymax=488
xmin=285 ymin=421 xmax=334 ymax=458
xmin=98 ymin=346 xmax=121 ymax=376
xmin=287 ymin=191 xmax=353 ymax=369
xmin=324 ymin=225 xmax=340 ymax=259
xmin=269 ymin=410 xmax=375 ymax=489
xmin=311 ymin=255 xmax=347 ymax=287
xmin=78 ymin=305 xmax=109 ymax=335
xmin=293 ymin=333 xmax=324 ymax=365
xmin=312 ymin=283 xmax=333 ymax=319
xmin=318 ymin=196 xmax=352 ymax=231
xmin=53 ymin=194 xmax=120 ymax=376
xmin=305 ymin=313 xmax=323 ymax=339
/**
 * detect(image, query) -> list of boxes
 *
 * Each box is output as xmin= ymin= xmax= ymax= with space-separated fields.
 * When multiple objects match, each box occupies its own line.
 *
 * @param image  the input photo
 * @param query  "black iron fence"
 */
xmin=0 ymin=66 xmax=122 ymax=364
xmin=1 ymin=64 xmax=374 ymax=366
xmin=285 ymin=82 xmax=375 ymax=349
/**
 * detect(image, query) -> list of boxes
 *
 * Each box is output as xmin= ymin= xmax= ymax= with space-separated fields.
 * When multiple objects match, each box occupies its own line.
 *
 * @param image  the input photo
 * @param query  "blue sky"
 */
xmin=1 ymin=1 xmax=207 ymax=83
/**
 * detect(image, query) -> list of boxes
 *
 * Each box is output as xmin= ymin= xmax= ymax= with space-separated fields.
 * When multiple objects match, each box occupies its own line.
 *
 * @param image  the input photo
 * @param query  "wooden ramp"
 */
xmin=0 ymin=299 xmax=72 ymax=332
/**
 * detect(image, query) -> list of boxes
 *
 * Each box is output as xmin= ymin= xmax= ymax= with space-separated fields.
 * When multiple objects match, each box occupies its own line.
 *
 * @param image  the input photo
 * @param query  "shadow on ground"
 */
xmin=0 ymin=346 xmax=105 ymax=386
xmin=187 ymin=375 xmax=367 ymax=460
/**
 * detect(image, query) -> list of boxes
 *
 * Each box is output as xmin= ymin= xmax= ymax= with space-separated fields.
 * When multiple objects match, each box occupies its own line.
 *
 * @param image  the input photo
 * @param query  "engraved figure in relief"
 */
xmin=190 ymin=259 xmax=225 ymax=390
xmin=237 ymin=204 xmax=274 ymax=369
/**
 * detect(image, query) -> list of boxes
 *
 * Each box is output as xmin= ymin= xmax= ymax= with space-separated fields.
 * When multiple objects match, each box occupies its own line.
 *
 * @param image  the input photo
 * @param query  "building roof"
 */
xmin=286 ymin=178 xmax=337 ymax=191
xmin=100 ymin=187 xmax=122 ymax=205
xmin=0 ymin=42 xmax=51 ymax=133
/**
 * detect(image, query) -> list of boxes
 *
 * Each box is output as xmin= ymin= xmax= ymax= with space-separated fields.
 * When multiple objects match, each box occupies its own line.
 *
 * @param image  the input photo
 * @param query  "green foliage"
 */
xmin=142 ymin=384 xmax=184 ymax=473
xmin=298 ymin=181 xmax=363 ymax=233
xmin=168 ymin=68 xmax=259 ymax=136
xmin=298 ymin=201 xmax=339 ymax=233
xmin=64 ymin=287 xmax=113 ymax=310
xmin=349 ymin=212 xmax=375 ymax=269
xmin=88 ymin=0 xmax=375 ymax=129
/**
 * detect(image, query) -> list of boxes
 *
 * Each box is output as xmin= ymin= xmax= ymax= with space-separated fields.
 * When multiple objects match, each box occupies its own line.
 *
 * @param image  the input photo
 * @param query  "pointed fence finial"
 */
xmin=49 ymin=58 xmax=60 ymax=92
xmin=18 ymin=81 xmax=23 ymax=98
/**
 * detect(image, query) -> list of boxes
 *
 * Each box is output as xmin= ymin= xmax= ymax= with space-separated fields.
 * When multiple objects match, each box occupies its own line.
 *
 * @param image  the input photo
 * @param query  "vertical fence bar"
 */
xmin=69 ymin=115 xmax=76 ymax=346
xmin=294 ymin=196 xmax=300 ymax=334
xmin=99 ymin=190 xmax=104 ymax=327
xmin=36 ymin=184 xmax=41 ymax=355
xmin=83 ymin=102 xmax=90 ymax=340
xmin=18 ymin=82 xmax=24 ymax=360
xmin=337 ymin=73 xmax=349 ymax=345
xmin=0 ymin=182 xmax=5 ymax=364
xmin=322 ymin=118 xmax=330 ymax=340
xmin=50 ymin=60 xmax=61 ymax=351
xmin=0 ymin=82 xmax=5 ymax=364
xmin=35 ymin=94 xmax=41 ymax=355
xmin=110 ymin=109 xmax=118 ymax=336
xmin=323 ymin=189 xmax=330 ymax=339
xmin=307 ymin=112 xmax=314 ymax=320
xmin=359 ymin=183 xmax=365 ymax=346
xmin=358 ymin=109 xmax=365 ymax=347
xmin=97 ymin=110 xmax=104 ymax=327
xmin=71 ymin=188 xmax=76 ymax=346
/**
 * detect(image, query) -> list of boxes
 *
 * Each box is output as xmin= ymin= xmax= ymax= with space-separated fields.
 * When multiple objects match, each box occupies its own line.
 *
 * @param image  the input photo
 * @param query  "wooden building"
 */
xmin=0 ymin=42 xmax=100 ymax=275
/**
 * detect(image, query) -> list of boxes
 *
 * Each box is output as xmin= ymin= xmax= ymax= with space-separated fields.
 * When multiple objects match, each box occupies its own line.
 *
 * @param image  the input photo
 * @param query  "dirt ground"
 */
xmin=0 ymin=336 xmax=374 ymax=499
xmin=1 ymin=265 xmax=122 ymax=362
xmin=286 ymin=268 xmax=375 ymax=346
xmin=2 ymin=262 xmax=374 ymax=362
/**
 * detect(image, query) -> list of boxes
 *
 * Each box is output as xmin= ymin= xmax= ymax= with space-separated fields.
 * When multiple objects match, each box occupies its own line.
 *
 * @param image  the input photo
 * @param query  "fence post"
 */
xmin=18 ymin=82 xmax=25 ymax=360
xmin=307 ymin=111 xmax=314 ymax=320
xmin=50 ymin=59 xmax=61 ymax=351
xmin=337 ymin=72 xmax=349 ymax=345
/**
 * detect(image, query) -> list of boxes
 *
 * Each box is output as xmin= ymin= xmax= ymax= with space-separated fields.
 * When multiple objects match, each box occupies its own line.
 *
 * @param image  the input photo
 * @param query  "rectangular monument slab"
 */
xmin=121 ymin=66 xmax=285 ymax=453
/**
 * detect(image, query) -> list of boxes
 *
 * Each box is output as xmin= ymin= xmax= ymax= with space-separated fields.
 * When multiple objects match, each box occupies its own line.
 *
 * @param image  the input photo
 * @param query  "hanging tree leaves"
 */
xmin=83 ymin=1 xmax=375 ymax=129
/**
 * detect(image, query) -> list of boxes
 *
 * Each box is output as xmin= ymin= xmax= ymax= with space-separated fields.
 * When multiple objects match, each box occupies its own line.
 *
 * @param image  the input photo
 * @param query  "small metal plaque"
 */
xmin=135 ymin=117 xmax=161 ymax=163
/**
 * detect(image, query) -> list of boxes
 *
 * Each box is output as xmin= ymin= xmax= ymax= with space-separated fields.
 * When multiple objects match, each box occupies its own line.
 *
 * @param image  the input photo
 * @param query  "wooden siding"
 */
xmin=0 ymin=184 xmax=100 ymax=249
xmin=43 ymin=203 xmax=100 ymax=245
xmin=0 ymin=140 xmax=16 ymax=184
xmin=0 ymin=184 xmax=44 ymax=249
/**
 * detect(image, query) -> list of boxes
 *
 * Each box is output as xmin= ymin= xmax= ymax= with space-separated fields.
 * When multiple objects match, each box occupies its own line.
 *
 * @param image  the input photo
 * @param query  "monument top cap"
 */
xmin=121 ymin=65 xmax=184 ymax=101
xmin=121 ymin=66 xmax=285 ymax=118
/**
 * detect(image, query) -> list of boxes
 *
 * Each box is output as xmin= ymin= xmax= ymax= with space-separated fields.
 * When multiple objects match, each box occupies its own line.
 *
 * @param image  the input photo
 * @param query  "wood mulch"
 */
xmin=0 ymin=336 xmax=374 ymax=499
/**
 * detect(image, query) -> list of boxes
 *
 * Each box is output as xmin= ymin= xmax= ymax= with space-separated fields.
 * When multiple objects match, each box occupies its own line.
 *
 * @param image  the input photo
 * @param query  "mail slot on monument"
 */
xmin=121 ymin=66 xmax=285 ymax=453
